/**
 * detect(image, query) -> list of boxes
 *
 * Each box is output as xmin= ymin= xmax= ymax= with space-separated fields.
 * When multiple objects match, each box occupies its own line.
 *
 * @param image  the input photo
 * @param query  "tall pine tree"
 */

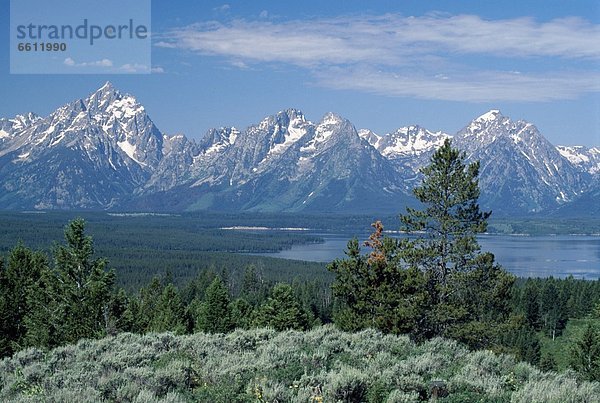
xmin=0 ymin=244 xmax=47 ymax=357
xmin=400 ymin=139 xmax=514 ymax=341
xmin=329 ymin=139 xmax=513 ymax=347
xmin=195 ymin=277 xmax=232 ymax=333
xmin=571 ymin=324 xmax=600 ymax=381
xmin=151 ymin=284 xmax=186 ymax=334
xmin=24 ymin=219 xmax=115 ymax=348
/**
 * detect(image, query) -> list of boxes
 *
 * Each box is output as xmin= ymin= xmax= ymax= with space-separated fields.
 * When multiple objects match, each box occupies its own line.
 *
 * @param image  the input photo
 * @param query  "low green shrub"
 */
xmin=0 ymin=325 xmax=598 ymax=402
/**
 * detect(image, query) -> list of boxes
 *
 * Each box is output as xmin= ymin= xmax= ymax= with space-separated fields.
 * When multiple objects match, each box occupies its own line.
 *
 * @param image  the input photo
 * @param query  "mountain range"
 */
xmin=0 ymin=82 xmax=598 ymax=216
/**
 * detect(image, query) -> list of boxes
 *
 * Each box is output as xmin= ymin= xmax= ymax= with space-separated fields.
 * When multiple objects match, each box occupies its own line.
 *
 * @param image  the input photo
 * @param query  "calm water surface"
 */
xmin=254 ymin=233 xmax=600 ymax=279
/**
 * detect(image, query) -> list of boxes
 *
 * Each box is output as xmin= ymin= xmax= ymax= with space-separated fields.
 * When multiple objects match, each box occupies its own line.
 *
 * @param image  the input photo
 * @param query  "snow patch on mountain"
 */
xmin=203 ymin=127 xmax=239 ymax=155
xmin=460 ymin=110 xmax=509 ymax=144
xmin=267 ymin=116 xmax=307 ymax=156
xmin=476 ymin=109 xmax=501 ymax=122
xmin=106 ymin=96 xmax=144 ymax=120
xmin=364 ymin=125 xmax=450 ymax=161
xmin=117 ymin=140 xmax=145 ymax=166
xmin=49 ymin=133 xmax=65 ymax=147
xmin=0 ymin=84 xmax=597 ymax=214
xmin=557 ymin=145 xmax=600 ymax=174
xmin=358 ymin=129 xmax=382 ymax=147
xmin=301 ymin=113 xmax=341 ymax=152
xmin=383 ymin=127 xmax=449 ymax=158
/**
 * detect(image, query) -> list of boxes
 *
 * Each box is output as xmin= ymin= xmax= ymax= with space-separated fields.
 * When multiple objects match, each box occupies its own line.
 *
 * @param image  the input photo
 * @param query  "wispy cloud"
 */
xmin=156 ymin=13 xmax=600 ymax=102
xmin=64 ymin=57 xmax=113 ymax=68
xmin=213 ymin=4 xmax=230 ymax=13
xmin=119 ymin=63 xmax=152 ymax=73
xmin=317 ymin=68 xmax=600 ymax=102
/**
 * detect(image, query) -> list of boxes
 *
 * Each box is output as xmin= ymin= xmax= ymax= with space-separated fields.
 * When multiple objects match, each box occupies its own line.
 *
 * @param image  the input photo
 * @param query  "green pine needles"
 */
xmin=329 ymin=139 xmax=515 ymax=346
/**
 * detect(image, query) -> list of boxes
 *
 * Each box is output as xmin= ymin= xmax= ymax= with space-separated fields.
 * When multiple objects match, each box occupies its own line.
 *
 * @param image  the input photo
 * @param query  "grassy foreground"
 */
xmin=0 ymin=325 xmax=598 ymax=403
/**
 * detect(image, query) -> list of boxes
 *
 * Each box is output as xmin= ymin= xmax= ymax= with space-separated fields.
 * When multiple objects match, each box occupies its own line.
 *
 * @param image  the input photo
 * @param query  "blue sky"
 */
xmin=1 ymin=0 xmax=599 ymax=146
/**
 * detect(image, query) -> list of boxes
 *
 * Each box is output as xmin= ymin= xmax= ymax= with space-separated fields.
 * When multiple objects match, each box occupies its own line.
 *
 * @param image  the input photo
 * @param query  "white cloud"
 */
xmin=229 ymin=60 xmax=249 ymax=69
xmin=94 ymin=59 xmax=113 ymax=67
xmin=159 ymin=14 xmax=600 ymax=62
xmin=156 ymin=13 xmax=600 ymax=102
xmin=316 ymin=68 xmax=600 ymax=102
xmin=119 ymin=63 xmax=150 ymax=73
xmin=213 ymin=4 xmax=230 ymax=13
xmin=151 ymin=66 xmax=165 ymax=73
xmin=63 ymin=57 xmax=113 ymax=68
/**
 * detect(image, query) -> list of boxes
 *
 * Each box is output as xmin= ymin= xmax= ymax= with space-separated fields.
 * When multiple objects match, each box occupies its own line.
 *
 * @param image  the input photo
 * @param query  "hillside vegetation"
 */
xmin=1 ymin=325 xmax=599 ymax=403
xmin=2 ymin=140 xmax=599 ymax=402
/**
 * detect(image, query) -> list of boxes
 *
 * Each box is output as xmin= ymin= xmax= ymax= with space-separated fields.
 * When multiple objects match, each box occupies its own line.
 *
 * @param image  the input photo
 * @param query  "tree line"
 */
xmin=1 ymin=139 xmax=599 ymax=382
xmin=0 ymin=219 xmax=329 ymax=357
xmin=1 ymin=228 xmax=598 ymax=379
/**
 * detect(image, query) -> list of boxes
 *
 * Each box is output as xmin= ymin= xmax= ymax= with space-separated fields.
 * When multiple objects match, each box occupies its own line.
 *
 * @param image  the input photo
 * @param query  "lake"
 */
xmin=253 ymin=233 xmax=600 ymax=279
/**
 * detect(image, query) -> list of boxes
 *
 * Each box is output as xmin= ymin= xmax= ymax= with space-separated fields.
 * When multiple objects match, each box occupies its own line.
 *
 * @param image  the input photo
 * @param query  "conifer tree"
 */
xmin=514 ymin=326 xmax=541 ymax=365
xmin=540 ymin=279 xmax=567 ymax=340
xmin=571 ymin=324 xmax=600 ymax=381
xmin=240 ymin=265 xmax=269 ymax=306
xmin=401 ymin=139 xmax=490 ymax=296
xmin=400 ymin=139 xmax=514 ymax=340
xmin=328 ymin=235 xmax=428 ymax=335
xmin=0 ymin=258 xmax=5 ymax=355
xmin=151 ymin=284 xmax=186 ymax=334
xmin=23 ymin=219 xmax=115 ymax=348
xmin=230 ymin=298 xmax=254 ymax=329
xmin=522 ymin=280 xmax=541 ymax=330
xmin=0 ymin=244 xmax=47 ymax=356
xmin=106 ymin=288 xmax=134 ymax=335
xmin=539 ymin=353 xmax=557 ymax=372
xmin=52 ymin=218 xmax=116 ymax=344
xmin=195 ymin=276 xmax=232 ymax=333
xmin=254 ymin=283 xmax=309 ymax=331
xmin=329 ymin=139 xmax=513 ymax=347
xmin=134 ymin=277 xmax=164 ymax=333
xmin=23 ymin=263 xmax=58 ymax=349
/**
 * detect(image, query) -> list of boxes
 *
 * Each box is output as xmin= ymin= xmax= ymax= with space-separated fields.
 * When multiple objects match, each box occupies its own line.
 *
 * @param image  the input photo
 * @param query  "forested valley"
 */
xmin=1 ymin=141 xmax=599 ymax=402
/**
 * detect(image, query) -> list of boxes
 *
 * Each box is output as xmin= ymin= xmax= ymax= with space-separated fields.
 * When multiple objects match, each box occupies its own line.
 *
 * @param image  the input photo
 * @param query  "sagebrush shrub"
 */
xmin=1 ymin=325 xmax=599 ymax=402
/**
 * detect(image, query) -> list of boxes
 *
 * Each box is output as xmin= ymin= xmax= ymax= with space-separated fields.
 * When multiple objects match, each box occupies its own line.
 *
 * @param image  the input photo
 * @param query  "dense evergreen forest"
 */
xmin=0 ymin=209 xmax=598 ymax=290
xmin=1 ymin=140 xmax=599 ymax=401
xmin=0 ymin=212 xmax=333 ymax=290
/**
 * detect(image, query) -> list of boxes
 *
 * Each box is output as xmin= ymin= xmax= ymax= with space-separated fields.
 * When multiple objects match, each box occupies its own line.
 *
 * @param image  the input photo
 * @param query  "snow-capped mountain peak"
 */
xmin=357 ymin=129 xmax=381 ymax=145
xmin=297 ymin=112 xmax=352 ymax=154
xmin=458 ymin=109 xmax=521 ymax=146
xmin=0 ymin=113 xmax=41 ymax=140
xmin=0 ymin=85 xmax=597 ymax=215
xmin=199 ymin=127 xmax=240 ymax=155
xmin=557 ymin=145 xmax=600 ymax=175
xmin=320 ymin=112 xmax=344 ymax=126
xmin=367 ymin=125 xmax=450 ymax=159
xmin=265 ymin=111 xmax=308 ymax=156
xmin=85 ymin=81 xmax=122 ymax=111
xmin=475 ymin=109 xmax=501 ymax=122
xmin=11 ymin=113 xmax=41 ymax=130
xmin=452 ymin=111 xmax=587 ymax=211
xmin=80 ymin=82 xmax=146 ymax=123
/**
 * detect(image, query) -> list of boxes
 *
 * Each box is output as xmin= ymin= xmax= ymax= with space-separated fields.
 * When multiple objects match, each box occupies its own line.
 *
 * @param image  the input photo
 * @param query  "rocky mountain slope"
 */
xmin=0 ymin=83 xmax=597 ymax=215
